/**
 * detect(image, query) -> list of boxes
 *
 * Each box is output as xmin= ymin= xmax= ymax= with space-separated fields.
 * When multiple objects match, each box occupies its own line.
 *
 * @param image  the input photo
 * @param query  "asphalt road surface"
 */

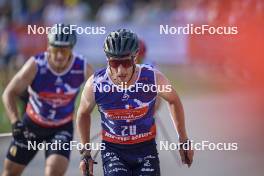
xmin=0 ymin=90 xmax=263 ymax=176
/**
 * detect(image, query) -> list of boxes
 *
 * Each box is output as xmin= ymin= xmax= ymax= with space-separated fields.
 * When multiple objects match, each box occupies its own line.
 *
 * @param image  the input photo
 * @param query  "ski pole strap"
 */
xmin=81 ymin=154 xmax=92 ymax=176
xmin=81 ymin=153 xmax=98 ymax=165
xmin=81 ymin=152 xmax=98 ymax=176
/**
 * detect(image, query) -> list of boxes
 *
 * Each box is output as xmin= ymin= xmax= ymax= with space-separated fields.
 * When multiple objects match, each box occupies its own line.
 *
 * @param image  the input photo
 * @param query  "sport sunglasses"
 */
xmin=108 ymin=59 xmax=134 ymax=68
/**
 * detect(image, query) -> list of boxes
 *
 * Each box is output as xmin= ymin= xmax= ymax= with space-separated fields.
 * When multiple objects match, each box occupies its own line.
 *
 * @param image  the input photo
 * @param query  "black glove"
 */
xmin=81 ymin=153 xmax=97 ymax=176
xmin=11 ymin=120 xmax=28 ymax=141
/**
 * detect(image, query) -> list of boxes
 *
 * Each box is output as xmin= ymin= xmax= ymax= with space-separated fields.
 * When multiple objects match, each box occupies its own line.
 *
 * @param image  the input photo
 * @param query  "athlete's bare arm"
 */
xmin=155 ymin=69 xmax=194 ymax=166
xmin=155 ymin=70 xmax=188 ymax=140
xmin=76 ymin=75 xmax=96 ymax=175
xmin=76 ymin=75 xmax=96 ymax=148
xmin=2 ymin=57 xmax=37 ymax=124
xmin=85 ymin=63 xmax=94 ymax=80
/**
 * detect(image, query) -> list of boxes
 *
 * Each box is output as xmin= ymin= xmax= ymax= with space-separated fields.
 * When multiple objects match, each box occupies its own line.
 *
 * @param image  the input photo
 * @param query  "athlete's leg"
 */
xmin=132 ymin=153 xmax=160 ymax=176
xmin=44 ymin=128 xmax=73 ymax=176
xmin=1 ymin=139 xmax=38 ymax=176
xmin=102 ymin=148 xmax=132 ymax=176
xmin=44 ymin=154 xmax=69 ymax=176
xmin=132 ymin=142 xmax=161 ymax=176
xmin=1 ymin=159 xmax=25 ymax=176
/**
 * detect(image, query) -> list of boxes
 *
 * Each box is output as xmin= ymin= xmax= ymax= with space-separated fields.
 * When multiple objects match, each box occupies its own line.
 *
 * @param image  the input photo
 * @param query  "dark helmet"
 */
xmin=48 ymin=23 xmax=77 ymax=48
xmin=104 ymin=29 xmax=139 ymax=59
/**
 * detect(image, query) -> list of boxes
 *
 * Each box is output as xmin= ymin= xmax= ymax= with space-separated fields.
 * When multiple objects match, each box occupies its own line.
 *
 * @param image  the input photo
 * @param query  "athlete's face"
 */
xmin=108 ymin=56 xmax=135 ymax=83
xmin=48 ymin=46 xmax=72 ymax=69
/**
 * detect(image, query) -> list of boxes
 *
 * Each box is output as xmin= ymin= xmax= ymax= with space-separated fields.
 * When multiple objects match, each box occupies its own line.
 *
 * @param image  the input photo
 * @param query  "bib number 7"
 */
xmin=47 ymin=109 xmax=56 ymax=120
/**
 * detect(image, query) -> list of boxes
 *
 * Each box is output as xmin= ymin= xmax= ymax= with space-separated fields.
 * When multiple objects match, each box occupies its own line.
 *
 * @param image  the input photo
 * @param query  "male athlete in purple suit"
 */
xmin=1 ymin=23 xmax=93 ymax=176
xmin=77 ymin=29 xmax=194 ymax=176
